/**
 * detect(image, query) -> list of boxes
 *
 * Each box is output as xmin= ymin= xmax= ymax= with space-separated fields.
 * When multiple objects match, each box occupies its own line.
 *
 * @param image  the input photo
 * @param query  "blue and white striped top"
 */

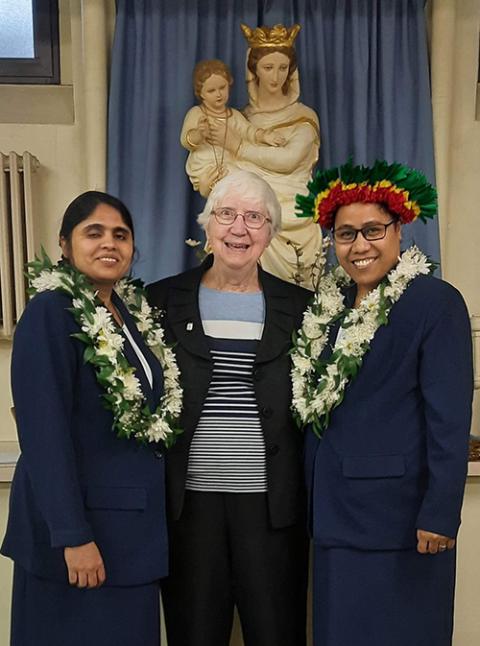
xmin=185 ymin=285 xmax=267 ymax=493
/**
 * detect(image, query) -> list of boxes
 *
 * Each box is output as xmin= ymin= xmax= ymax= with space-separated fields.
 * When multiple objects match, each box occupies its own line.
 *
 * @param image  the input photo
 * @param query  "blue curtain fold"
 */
xmin=108 ymin=0 xmax=439 ymax=283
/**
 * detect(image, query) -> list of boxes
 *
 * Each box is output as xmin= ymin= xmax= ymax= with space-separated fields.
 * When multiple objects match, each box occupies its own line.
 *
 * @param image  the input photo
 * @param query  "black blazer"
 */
xmin=148 ymin=257 xmax=312 ymax=529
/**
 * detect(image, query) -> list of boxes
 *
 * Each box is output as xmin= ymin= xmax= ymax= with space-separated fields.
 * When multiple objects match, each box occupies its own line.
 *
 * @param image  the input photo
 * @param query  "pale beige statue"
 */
xmin=181 ymin=59 xmax=285 ymax=197
xmin=208 ymin=24 xmax=322 ymax=288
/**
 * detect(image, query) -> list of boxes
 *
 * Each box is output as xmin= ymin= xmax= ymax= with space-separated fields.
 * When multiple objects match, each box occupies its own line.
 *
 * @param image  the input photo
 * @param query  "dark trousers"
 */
xmin=162 ymin=491 xmax=308 ymax=646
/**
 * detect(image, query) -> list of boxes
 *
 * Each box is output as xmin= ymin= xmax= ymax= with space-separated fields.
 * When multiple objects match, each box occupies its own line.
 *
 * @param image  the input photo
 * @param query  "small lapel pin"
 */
xmin=186 ymin=322 xmax=194 ymax=331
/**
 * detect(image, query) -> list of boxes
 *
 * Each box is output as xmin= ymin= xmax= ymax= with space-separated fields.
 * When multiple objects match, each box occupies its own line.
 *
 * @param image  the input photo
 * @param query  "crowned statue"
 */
xmin=201 ymin=23 xmax=322 ymax=288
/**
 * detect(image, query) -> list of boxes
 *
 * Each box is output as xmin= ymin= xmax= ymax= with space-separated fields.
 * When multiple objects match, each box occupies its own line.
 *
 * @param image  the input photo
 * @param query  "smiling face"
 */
xmin=200 ymin=73 xmax=230 ymax=114
xmin=334 ymin=202 xmax=401 ymax=299
xmin=255 ymin=51 xmax=290 ymax=95
xmin=206 ymin=192 xmax=272 ymax=276
xmin=60 ymin=203 xmax=134 ymax=293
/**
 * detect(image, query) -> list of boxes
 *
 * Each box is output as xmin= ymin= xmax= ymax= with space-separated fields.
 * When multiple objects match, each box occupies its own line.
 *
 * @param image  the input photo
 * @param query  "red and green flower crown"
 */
xmin=296 ymin=159 xmax=437 ymax=228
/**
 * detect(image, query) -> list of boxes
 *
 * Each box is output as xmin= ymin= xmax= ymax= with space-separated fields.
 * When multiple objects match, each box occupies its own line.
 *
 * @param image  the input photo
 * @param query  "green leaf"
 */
xmin=83 ymin=346 xmax=96 ymax=364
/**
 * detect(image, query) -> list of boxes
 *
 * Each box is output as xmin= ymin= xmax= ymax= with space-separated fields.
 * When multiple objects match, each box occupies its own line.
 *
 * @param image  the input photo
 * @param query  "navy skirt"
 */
xmin=313 ymin=545 xmax=456 ymax=646
xmin=10 ymin=564 xmax=161 ymax=646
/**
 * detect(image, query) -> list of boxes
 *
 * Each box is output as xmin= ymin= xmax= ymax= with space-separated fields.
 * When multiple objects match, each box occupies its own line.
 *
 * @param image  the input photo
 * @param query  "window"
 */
xmin=0 ymin=0 xmax=59 ymax=84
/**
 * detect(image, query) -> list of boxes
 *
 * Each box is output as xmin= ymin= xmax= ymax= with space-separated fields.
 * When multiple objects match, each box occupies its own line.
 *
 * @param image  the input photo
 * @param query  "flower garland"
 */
xmin=27 ymin=252 xmax=182 ymax=447
xmin=291 ymin=246 xmax=432 ymax=437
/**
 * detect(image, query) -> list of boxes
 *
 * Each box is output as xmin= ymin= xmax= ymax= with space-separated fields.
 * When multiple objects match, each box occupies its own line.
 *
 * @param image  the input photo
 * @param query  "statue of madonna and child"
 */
xmin=180 ymin=23 xmax=322 ymax=288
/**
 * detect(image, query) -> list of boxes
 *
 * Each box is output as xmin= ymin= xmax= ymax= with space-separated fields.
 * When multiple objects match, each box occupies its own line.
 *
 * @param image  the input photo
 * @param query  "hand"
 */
xmin=205 ymin=120 xmax=227 ymax=146
xmin=207 ymin=122 xmax=241 ymax=154
xmin=196 ymin=116 xmax=210 ymax=141
xmin=416 ymin=529 xmax=455 ymax=554
xmin=262 ymin=130 xmax=286 ymax=147
xmin=186 ymin=125 xmax=206 ymax=147
xmin=64 ymin=541 xmax=106 ymax=588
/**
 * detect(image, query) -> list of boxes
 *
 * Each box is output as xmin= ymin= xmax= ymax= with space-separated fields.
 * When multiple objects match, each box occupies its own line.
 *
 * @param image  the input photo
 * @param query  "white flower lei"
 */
xmin=28 ymin=253 xmax=182 ymax=447
xmin=291 ymin=246 xmax=432 ymax=437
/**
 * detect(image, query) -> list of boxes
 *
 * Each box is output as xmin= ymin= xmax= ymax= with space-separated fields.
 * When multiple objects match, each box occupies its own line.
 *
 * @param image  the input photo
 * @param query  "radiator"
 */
xmin=0 ymin=151 xmax=39 ymax=339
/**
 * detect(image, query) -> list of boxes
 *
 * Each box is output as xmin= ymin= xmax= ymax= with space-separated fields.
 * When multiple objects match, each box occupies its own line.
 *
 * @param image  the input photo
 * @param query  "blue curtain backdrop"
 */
xmin=108 ymin=0 xmax=439 ymax=284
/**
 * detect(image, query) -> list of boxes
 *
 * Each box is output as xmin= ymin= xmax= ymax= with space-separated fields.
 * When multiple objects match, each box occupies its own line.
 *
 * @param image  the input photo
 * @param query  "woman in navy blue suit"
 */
xmin=1 ymin=192 xmax=178 ymax=646
xmin=295 ymin=161 xmax=474 ymax=645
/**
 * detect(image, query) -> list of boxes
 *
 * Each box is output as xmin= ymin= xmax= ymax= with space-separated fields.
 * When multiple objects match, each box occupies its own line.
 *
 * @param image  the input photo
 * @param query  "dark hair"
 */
xmin=247 ymin=46 xmax=297 ymax=95
xmin=332 ymin=202 xmax=400 ymax=228
xmin=377 ymin=203 xmax=400 ymax=221
xmin=59 ymin=191 xmax=135 ymax=242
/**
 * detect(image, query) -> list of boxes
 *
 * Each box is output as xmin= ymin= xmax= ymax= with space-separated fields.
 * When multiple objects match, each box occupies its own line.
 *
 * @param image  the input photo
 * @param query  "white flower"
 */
xmin=326 ymin=363 xmax=339 ymax=378
xmin=71 ymin=297 xmax=84 ymax=310
xmin=162 ymin=388 xmax=183 ymax=416
xmin=383 ymin=284 xmax=402 ymax=300
xmin=115 ymin=280 xmax=134 ymax=303
xmin=150 ymin=328 xmax=167 ymax=351
xmin=135 ymin=317 xmax=150 ymax=334
xmin=292 ymin=354 xmax=313 ymax=375
xmin=96 ymin=329 xmax=124 ymax=361
xmin=31 ymin=272 xmax=66 ymax=292
xmin=82 ymin=307 xmax=115 ymax=337
xmin=185 ymin=238 xmax=201 ymax=248
xmin=292 ymin=397 xmax=309 ymax=421
xmin=117 ymin=370 xmax=143 ymax=399
xmin=335 ymin=336 xmax=361 ymax=357
xmin=302 ymin=312 xmax=323 ymax=339
xmin=358 ymin=290 xmax=380 ymax=311
xmin=146 ymin=416 xmax=170 ymax=442
xmin=310 ymin=338 xmax=326 ymax=358
xmin=118 ymin=410 xmax=136 ymax=427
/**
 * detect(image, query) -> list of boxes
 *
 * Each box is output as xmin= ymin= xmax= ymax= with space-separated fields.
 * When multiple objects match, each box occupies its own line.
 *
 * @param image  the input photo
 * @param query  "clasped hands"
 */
xmin=64 ymin=541 xmax=106 ymax=588
xmin=416 ymin=529 xmax=455 ymax=555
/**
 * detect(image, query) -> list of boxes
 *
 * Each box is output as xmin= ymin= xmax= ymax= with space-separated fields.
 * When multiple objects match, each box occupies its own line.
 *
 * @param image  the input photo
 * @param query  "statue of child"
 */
xmin=181 ymin=59 xmax=285 ymax=197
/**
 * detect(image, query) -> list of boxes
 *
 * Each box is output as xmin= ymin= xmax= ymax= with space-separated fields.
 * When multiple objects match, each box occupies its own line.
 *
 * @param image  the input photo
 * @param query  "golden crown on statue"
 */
xmin=240 ymin=23 xmax=301 ymax=49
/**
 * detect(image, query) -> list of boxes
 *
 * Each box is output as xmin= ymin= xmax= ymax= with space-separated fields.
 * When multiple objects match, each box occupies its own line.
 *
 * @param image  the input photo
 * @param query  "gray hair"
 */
xmin=197 ymin=170 xmax=282 ymax=237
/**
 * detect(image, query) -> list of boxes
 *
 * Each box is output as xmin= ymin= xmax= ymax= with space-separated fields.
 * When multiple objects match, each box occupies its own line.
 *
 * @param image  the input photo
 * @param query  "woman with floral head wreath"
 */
xmin=207 ymin=23 xmax=322 ymax=288
xmin=294 ymin=160 xmax=473 ymax=645
xmin=1 ymin=191 xmax=181 ymax=646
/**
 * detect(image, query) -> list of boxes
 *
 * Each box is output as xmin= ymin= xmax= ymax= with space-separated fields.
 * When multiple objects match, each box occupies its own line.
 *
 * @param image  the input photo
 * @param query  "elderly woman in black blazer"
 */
xmin=148 ymin=170 xmax=311 ymax=646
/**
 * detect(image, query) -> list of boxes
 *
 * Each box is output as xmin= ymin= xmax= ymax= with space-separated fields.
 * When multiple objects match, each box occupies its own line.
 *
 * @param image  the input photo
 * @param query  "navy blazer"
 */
xmin=1 ymin=290 xmax=168 ymax=586
xmin=147 ymin=257 xmax=312 ymax=529
xmin=305 ymin=275 xmax=474 ymax=550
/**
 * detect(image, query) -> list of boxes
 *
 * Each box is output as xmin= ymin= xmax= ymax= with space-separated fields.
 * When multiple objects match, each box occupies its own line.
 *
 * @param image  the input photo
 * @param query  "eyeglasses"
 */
xmin=333 ymin=220 xmax=396 ymax=244
xmin=211 ymin=207 xmax=271 ymax=229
